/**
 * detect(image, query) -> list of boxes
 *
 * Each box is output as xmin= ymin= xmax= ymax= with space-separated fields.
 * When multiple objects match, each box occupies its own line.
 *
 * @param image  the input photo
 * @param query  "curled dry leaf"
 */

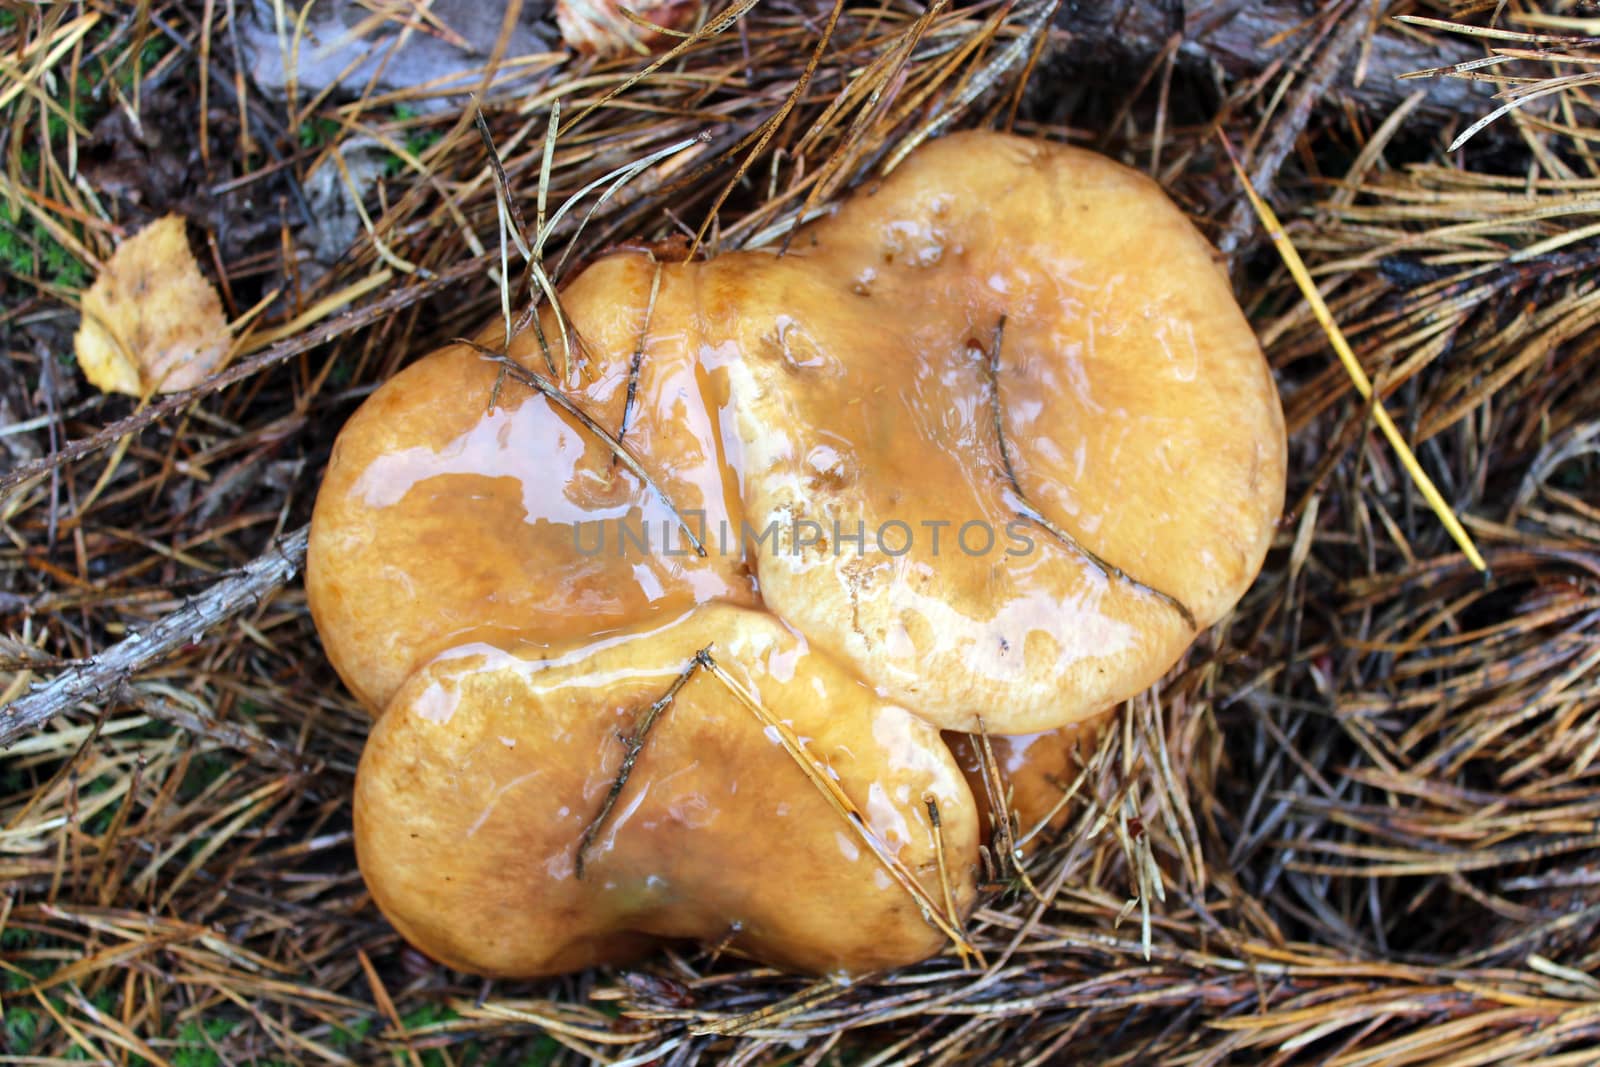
xmin=73 ymin=214 xmax=231 ymax=396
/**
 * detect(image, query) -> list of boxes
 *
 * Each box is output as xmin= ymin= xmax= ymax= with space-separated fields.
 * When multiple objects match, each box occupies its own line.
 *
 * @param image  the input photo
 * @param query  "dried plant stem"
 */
xmin=1220 ymin=138 xmax=1489 ymax=572
xmin=924 ymin=796 xmax=976 ymax=969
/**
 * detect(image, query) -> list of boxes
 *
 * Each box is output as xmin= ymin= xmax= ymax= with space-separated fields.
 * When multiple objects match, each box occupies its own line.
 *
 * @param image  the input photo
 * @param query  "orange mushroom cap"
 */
xmin=719 ymin=132 xmax=1285 ymax=731
xmin=355 ymin=604 xmax=979 ymax=977
xmin=307 ymin=254 xmax=755 ymax=713
xmin=308 ymin=130 xmax=1286 ymax=978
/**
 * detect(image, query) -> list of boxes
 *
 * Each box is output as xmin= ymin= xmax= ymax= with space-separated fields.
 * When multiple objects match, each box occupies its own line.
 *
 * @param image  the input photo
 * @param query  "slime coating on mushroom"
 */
xmin=307 ymin=131 xmax=1288 ymax=978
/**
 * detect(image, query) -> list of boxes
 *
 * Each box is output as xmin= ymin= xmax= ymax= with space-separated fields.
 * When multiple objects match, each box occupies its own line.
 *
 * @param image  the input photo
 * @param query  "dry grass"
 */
xmin=2 ymin=0 xmax=1599 ymax=1063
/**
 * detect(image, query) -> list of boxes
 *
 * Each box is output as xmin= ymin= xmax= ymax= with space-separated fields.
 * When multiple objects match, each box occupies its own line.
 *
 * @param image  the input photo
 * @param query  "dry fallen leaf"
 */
xmin=73 ymin=214 xmax=231 ymax=396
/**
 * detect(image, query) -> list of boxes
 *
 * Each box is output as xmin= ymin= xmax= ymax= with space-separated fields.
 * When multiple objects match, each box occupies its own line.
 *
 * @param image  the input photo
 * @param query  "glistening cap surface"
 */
xmin=354 ymin=604 xmax=980 ymax=977
xmin=718 ymin=132 xmax=1287 ymax=731
xmin=308 ymin=130 xmax=1288 ymax=979
xmin=306 ymin=255 xmax=754 ymax=713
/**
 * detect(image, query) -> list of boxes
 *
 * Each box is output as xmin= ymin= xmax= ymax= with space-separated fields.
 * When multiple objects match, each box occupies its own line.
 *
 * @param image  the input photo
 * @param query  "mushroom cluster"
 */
xmin=308 ymin=131 xmax=1287 ymax=978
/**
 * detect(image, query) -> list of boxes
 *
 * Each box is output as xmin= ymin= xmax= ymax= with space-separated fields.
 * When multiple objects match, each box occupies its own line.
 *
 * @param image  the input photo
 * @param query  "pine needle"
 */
xmin=698 ymin=650 xmax=982 ymax=964
xmin=1220 ymin=135 xmax=1489 ymax=573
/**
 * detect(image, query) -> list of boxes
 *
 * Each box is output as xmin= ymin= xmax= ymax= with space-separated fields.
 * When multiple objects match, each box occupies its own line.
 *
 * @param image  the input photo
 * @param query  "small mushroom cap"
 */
xmin=307 ymin=254 xmax=754 ymax=712
xmin=946 ymin=719 xmax=1105 ymax=850
xmin=715 ymin=131 xmax=1286 ymax=732
xmin=354 ymin=604 xmax=981 ymax=977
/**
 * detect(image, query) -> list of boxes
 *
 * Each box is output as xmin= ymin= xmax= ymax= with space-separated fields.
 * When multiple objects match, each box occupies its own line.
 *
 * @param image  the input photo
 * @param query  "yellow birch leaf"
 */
xmin=73 ymin=214 xmax=231 ymax=396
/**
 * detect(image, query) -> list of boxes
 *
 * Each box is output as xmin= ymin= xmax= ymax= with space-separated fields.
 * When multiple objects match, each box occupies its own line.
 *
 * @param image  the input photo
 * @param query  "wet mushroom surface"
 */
xmin=307 ymin=130 xmax=1288 ymax=978
xmin=357 ymin=604 xmax=980 ymax=977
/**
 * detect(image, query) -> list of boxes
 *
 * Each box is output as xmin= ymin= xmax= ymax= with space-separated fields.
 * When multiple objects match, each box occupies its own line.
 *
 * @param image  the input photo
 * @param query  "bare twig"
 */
xmin=985 ymin=316 xmax=1196 ymax=628
xmin=575 ymin=649 xmax=705 ymax=879
xmin=0 ymin=526 xmax=309 ymax=747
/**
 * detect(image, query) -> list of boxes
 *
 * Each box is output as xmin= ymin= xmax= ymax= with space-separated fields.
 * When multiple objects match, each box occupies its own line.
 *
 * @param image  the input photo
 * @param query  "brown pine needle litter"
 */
xmin=3 ymin=1 xmax=1600 ymax=1063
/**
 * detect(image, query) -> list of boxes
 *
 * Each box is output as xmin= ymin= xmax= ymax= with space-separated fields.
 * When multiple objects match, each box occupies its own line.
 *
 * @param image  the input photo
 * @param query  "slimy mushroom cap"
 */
xmin=719 ymin=132 xmax=1286 ymax=732
xmin=311 ymin=130 xmax=1288 ymax=979
xmin=354 ymin=604 xmax=980 ymax=977
xmin=307 ymin=254 xmax=754 ymax=713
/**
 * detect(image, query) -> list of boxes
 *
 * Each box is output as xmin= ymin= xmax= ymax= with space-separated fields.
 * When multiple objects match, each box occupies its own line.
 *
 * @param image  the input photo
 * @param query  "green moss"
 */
xmin=3 ymin=1004 xmax=39 ymax=1051
xmin=404 ymin=127 xmax=444 ymax=159
xmin=110 ymin=34 xmax=173 ymax=93
xmin=139 ymin=36 xmax=168 ymax=70
xmin=517 ymin=1035 xmax=562 ymax=1065
xmin=382 ymin=105 xmax=443 ymax=176
xmin=171 ymin=1018 xmax=236 ymax=1067
xmin=398 ymin=1003 xmax=458 ymax=1029
xmin=298 ymin=117 xmax=342 ymax=150
xmin=327 ymin=1016 xmax=374 ymax=1049
xmin=1552 ymin=457 xmax=1592 ymax=492
xmin=327 ymin=358 xmax=355 ymax=387
xmin=79 ymin=773 xmax=123 ymax=836
xmin=396 ymin=1005 xmax=475 ymax=1067
xmin=0 ymin=215 xmax=89 ymax=290
xmin=178 ymin=751 xmax=233 ymax=800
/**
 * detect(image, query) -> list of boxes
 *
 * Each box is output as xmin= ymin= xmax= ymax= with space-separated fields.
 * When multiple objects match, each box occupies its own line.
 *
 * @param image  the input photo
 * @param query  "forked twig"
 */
xmin=984 ymin=316 xmax=1198 ymax=628
xmin=575 ymin=649 xmax=705 ymax=879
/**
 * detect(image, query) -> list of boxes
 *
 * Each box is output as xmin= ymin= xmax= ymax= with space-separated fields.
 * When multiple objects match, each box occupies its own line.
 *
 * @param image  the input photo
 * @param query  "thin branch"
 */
xmin=0 ymin=526 xmax=310 ymax=748
xmin=574 ymin=648 xmax=705 ymax=879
